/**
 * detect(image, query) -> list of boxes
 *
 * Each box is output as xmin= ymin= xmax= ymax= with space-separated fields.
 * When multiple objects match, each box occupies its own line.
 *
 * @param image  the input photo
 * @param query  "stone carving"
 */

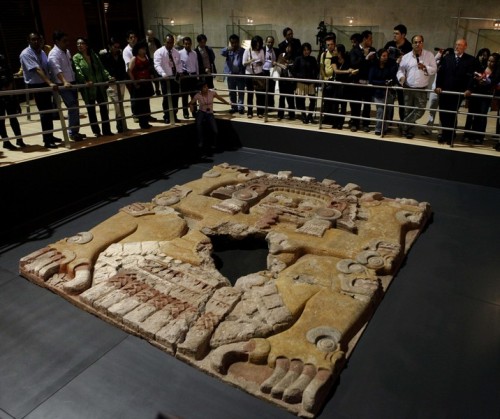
xmin=19 ymin=163 xmax=431 ymax=418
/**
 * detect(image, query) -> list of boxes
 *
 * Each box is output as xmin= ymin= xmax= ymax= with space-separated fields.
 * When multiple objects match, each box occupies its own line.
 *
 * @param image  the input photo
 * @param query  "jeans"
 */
xmin=373 ymin=93 xmax=394 ymax=133
xmin=196 ymin=111 xmax=218 ymax=148
xmin=227 ymin=76 xmax=245 ymax=111
xmin=58 ymin=87 xmax=80 ymax=135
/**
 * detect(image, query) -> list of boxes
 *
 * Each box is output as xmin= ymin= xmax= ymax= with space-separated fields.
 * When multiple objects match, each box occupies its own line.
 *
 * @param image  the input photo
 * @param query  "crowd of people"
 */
xmin=220 ymin=24 xmax=500 ymax=148
xmin=1 ymin=24 xmax=500 ymax=153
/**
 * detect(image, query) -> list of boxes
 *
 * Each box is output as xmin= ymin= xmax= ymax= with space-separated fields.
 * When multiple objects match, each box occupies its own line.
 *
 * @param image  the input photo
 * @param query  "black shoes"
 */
xmin=70 ymin=133 xmax=85 ymax=142
xmin=3 ymin=141 xmax=17 ymax=150
xmin=44 ymin=142 xmax=58 ymax=149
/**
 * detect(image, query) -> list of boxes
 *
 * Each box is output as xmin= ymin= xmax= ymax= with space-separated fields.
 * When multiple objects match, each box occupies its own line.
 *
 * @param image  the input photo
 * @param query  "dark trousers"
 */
xmin=332 ymin=85 xmax=348 ymax=128
xmin=439 ymin=93 xmax=463 ymax=142
xmin=195 ymin=111 xmax=218 ymax=149
xmin=0 ymin=96 xmax=22 ymax=142
xmin=278 ymin=80 xmax=295 ymax=118
xmin=85 ymin=88 xmax=110 ymax=135
xmin=125 ymin=80 xmax=137 ymax=117
xmin=246 ymin=77 xmax=265 ymax=116
xmin=181 ymin=75 xmax=198 ymax=115
xmin=134 ymin=83 xmax=152 ymax=128
xmin=295 ymin=95 xmax=316 ymax=119
xmin=31 ymin=83 xmax=56 ymax=143
xmin=469 ymin=96 xmax=491 ymax=142
xmin=349 ymin=84 xmax=371 ymax=128
xmin=160 ymin=79 xmax=180 ymax=120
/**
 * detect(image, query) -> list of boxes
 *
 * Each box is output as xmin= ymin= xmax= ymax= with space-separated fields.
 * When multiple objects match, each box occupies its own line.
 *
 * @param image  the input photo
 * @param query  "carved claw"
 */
xmin=210 ymin=338 xmax=271 ymax=374
xmin=262 ymin=357 xmax=336 ymax=417
xmin=62 ymin=263 xmax=92 ymax=293
xmin=20 ymin=247 xmax=75 ymax=281
xmin=210 ymin=337 xmax=343 ymax=417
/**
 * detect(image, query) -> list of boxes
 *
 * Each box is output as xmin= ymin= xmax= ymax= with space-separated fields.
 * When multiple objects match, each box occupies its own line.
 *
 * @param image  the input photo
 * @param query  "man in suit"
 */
xmin=278 ymin=27 xmax=301 ymax=60
xmin=435 ymin=38 xmax=475 ymax=145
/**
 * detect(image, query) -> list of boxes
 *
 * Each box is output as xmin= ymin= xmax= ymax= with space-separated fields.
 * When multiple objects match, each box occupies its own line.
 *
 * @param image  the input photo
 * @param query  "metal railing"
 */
xmin=2 ymin=74 xmax=499 ymax=152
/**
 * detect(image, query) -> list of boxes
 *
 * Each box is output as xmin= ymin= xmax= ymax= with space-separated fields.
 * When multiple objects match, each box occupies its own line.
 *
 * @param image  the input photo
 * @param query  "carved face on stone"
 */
xmin=20 ymin=163 xmax=430 ymax=417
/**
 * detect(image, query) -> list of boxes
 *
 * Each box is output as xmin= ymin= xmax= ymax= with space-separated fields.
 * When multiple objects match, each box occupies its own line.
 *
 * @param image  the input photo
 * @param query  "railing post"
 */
xmin=167 ymin=77 xmax=175 ymax=125
xmin=263 ymin=75 xmax=269 ymax=122
xmin=318 ymin=81 xmax=326 ymax=130
xmin=52 ymin=88 xmax=71 ymax=148
xmin=116 ymin=81 xmax=128 ymax=132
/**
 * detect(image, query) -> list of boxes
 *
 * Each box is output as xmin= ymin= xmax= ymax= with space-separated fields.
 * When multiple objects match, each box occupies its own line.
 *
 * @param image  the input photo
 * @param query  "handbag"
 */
xmin=249 ymin=49 xmax=266 ymax=91
xmin=253 ymin=76 xmax=266 ymax=91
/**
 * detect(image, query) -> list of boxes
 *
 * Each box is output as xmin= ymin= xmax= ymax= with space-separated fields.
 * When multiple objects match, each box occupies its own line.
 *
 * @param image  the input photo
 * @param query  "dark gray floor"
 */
xmin=1 ymin=148 xmax=499 ymax=419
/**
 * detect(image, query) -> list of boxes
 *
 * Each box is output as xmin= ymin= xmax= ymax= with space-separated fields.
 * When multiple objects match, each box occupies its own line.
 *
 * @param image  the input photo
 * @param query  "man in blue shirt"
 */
xmin=19 ymin=32 xmax=60 ymax=148
xmin=221 ymin=34 xmax=245 ymax=114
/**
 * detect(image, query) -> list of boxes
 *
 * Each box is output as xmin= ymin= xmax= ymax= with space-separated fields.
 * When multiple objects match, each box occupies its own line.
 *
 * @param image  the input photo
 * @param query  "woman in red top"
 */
xmin=128 ymin=41 xmax=154 ymax=129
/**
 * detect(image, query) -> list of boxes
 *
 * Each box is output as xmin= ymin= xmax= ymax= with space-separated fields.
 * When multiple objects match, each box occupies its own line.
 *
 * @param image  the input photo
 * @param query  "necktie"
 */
xmin=168 ymin=50 xmax=177 ymax=76
xmin=455 ymin=55 xmax=460 ymax=66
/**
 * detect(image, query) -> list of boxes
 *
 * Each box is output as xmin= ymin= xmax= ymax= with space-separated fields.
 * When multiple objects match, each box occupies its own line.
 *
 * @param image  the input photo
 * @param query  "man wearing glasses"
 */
xmin=397 ymin=35 xmax=436 ymax=138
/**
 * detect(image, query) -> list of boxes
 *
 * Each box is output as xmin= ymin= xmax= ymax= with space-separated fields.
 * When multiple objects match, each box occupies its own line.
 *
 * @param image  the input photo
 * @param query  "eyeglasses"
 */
xmin=413 ymin=41 xmax=423 ymax=44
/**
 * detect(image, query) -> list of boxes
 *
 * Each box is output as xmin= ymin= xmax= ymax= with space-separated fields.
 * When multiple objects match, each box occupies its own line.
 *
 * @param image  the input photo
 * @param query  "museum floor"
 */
xmin=0 ymin=137 xmax=499 ymax=417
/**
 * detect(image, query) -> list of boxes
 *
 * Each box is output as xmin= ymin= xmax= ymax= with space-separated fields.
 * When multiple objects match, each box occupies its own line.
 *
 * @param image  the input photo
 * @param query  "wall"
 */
xmin=143 ymin=0 xmax=500 ymax=71
xmin=38 ymin=0 xmax=87 ymax=50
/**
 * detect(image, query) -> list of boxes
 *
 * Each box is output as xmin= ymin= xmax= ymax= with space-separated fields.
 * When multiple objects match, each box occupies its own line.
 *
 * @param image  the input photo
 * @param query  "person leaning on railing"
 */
xmin=0 ymin=53 xmax=26 ymax=150
xmin=128 ymin=41 xmax=154 ymax=129
xmin=100 ymin=37 xmax=127 ymax=133
xmin=73 ymin=37 xmax=115 ymax=137
xmin=292 ymin=42 xmax=319 ymax=124
xmin=19 ymin=31 xmax=61 ymax=149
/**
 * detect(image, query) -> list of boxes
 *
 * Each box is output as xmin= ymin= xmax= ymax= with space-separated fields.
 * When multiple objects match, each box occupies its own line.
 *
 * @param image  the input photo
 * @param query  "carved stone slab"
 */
xmin=19 ymin=163 xmax=431 ymax=418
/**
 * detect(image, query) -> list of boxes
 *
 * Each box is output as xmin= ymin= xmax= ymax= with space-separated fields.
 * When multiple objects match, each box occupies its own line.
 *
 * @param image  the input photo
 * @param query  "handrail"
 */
xmin=1 ymin=74 xmax=498 ymax=152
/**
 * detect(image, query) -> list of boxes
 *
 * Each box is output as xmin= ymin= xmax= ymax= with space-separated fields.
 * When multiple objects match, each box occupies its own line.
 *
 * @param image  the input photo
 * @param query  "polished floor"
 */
xmin=0 ymin=146 xmax=499 ymax=418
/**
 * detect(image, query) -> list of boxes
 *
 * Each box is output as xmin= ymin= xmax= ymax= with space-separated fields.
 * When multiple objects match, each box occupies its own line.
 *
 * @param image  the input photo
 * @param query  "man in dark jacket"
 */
xmin=435 ymin=38 xmax=475 ymax=144
xmin=195 ymin=34 xmax=216 ymax=88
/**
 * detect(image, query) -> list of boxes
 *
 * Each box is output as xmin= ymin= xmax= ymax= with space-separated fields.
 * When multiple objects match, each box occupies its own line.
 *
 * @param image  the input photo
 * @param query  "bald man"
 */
xmin=435 ymin=39 xmax=475 ymax=145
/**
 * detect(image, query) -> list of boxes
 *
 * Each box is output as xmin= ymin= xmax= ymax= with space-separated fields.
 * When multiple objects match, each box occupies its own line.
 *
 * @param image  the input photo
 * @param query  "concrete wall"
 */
xmin=143 ymin=0 xmax=500 ymax=66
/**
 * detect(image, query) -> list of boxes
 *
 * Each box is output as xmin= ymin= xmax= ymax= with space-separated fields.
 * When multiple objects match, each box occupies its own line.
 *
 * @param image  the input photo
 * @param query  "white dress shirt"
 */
xmin=397 ymin=49 xmax=437 ymax=88
xmin=263 ymin=47 xmax=276 ymax=71
xmin=48 ymin=45 xmax=75 ymax=83
xmin=123 ymin=44 xmax=133 ymax=71
xmin=179 ymin=48 xmax=199 ymax=74
xmin=154 ymin=46 xmax=181 ymax=77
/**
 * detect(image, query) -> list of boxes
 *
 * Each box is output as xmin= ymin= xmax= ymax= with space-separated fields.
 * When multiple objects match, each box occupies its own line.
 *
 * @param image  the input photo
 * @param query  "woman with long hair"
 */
xmin=369 ymin=48 xmax=398 ymax=135
xmin=242 ymin=35 xmax=265 ymax=118
xmin=293 ymin=42 xmax=319 ymax=124
xmin=128 ymin=41 xmax=154 ymax=129
xmin=330 ymin=44 xmax=357 ymax=129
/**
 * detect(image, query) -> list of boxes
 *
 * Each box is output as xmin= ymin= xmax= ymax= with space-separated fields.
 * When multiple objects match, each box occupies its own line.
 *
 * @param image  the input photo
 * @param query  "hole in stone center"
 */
xmin=210 ymin=235 xmax=269 ymax=286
